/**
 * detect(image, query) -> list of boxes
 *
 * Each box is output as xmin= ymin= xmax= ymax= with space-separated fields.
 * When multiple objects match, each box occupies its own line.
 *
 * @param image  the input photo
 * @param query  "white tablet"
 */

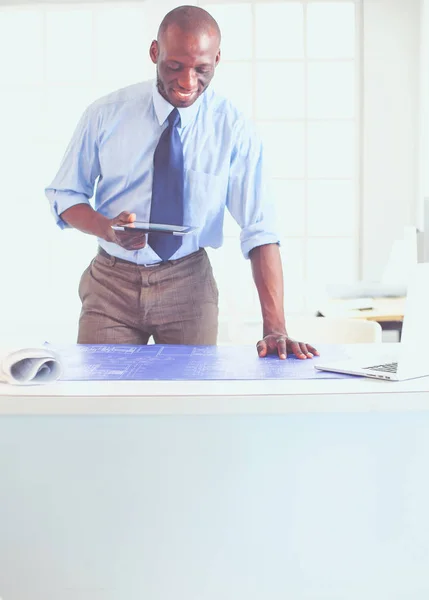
xmin=111 ymin=222 xmax=197 ymax=236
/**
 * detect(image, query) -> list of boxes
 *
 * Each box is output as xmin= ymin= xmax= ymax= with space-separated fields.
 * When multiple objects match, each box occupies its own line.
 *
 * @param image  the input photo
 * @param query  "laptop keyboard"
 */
xmin=363 ymin=362 xmax=398 ymax=373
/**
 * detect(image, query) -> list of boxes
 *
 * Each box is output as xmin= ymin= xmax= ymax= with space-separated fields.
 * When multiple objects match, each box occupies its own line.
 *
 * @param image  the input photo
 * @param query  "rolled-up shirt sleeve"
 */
xmin=45 ymin=105 xmax=101 ymax=229
xmin=226 ymin=119 xmax=280 ymax=259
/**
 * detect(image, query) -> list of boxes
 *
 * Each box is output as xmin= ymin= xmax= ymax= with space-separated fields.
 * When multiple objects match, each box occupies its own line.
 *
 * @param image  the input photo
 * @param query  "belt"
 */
xmin=97 ymin=246 xmax=204 ymax=267
xmin=97 ymin=247 xmax=164 ymax=267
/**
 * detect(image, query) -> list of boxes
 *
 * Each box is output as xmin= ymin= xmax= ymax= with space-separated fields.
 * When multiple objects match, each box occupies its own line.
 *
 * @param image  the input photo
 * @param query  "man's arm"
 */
xmin=60 ymin=204 xmax=147 ymax=251
xmin=60 ymin=204 xmax=112 ymax=239
xmin=225 ymin=117 xmax=318 ymax=358
xmin=45 ymin=106 xmax=101 ymax=229
xmin=250 ymin=243 xmax=318 ymax=360
xmin=45 ymin=105 xmax=146 ymax=251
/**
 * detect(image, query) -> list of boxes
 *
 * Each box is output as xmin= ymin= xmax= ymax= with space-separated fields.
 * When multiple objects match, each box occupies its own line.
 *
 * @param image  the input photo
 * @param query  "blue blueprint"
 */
xmin=50 ymin=344 xmax=355 ymax=381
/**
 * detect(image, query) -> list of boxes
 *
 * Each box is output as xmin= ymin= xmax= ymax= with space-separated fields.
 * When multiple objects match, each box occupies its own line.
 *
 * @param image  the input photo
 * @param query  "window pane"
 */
xmin=271 ymin=180 xmax=305 ymax=237
xmin=202 ymin=4 xmax=252 ymax=60
xmin=38 ymin=142 xmax=69 ymax=185
xmin=307 ymin=238 xmax=356 ymax=285
xmin=0 ymin=9 xmax=43 ymax=85
xmin=0 ymin=90 xmax=44 ymax=141
xmin=208 ymin=241 xmax=259 ymax=319
xmin=308 ymin=62 xmax=355 ymax=119
xmin=0 ymin=1 xmax=360 ymax=335
xmin=280 ymin=239 xmax=306 ymax=313
xmin=307 ymin=2 xmax=355 ymax=59
xmin=45 ymin=229 xmax=97 ymax=342
xmin=256 ymin=62 xmax=305 ymax=119
xmin=308 ymin=122 xmax=355 ymax=178
xmin=213 ymin=62 xmax=252 ymax=118
xmin=91 ymin=85 xmax=119 ymax=101
xmin=255 ymin=3 xmax=304 ymax=59
xmin=94 ymin=5 xmax=152 ymax=86
xmin=258 ymin=122 xmax=305 ymax=178
xmin=46 ymin=9 xmax=93 ymax=83
xmin=44 ymin=87 xmax=96 ymax=144
xmin=223 ymin=210 xmax=241 ymax=237
xmin=307 ymin=180 xmax=355 ymax=236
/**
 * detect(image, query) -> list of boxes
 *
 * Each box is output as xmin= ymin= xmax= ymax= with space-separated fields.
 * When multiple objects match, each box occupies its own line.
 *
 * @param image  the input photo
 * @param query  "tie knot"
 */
xmin=168 ymin=108 xmax=181 ymax=129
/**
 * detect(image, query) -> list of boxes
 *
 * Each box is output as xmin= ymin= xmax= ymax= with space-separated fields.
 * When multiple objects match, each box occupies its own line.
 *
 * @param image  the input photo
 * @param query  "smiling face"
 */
xmin=150 ymin=24 xmax=221 ymax=108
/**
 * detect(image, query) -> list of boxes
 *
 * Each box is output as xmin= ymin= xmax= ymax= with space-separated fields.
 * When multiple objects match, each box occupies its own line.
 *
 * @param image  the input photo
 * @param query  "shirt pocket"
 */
xmin=184 ymin=169 xmax=228 ymax=228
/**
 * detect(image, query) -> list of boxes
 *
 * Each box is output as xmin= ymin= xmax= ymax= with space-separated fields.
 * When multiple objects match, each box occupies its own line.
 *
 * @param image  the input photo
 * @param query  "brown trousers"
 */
xmin=77 ymin=248 xmax=219 ymax=345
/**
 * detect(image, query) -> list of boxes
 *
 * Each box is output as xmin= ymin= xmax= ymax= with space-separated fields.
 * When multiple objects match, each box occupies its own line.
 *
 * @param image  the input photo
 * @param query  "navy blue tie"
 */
xmin=149 ymin=108 xmax=184 ymax=261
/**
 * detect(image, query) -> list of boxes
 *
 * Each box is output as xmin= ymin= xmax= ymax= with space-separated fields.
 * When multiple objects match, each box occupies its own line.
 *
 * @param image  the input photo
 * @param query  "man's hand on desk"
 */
xmin=104 ymin=211 xmax=147 ymax=251
xmin=257 ymin=332 xmax=319 ymax=361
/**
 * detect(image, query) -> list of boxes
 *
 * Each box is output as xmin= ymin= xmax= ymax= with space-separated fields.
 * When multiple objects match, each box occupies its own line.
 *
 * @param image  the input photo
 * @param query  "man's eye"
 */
xmin=197 ymin=69 xmax=211 ymax=75
xmin=168 ymin=65 xmax=181 ymax=71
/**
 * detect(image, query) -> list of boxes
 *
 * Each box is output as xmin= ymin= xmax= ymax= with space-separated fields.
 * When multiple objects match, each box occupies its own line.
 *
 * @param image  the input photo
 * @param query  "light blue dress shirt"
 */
xmin=45 ymin=80 xmax=279 ymax=265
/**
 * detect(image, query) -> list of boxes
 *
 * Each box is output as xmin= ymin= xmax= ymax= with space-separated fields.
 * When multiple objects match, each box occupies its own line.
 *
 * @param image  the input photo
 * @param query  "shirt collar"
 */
xmin=152 ymin=80 xmax=203 ymax=129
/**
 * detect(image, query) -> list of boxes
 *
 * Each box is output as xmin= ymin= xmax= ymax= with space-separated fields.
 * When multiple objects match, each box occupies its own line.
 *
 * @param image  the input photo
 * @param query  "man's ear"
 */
xmin=149 ymin=40 xmax=159 ymax=64
xmin=215 ymin=49 xmax=221 ymax=67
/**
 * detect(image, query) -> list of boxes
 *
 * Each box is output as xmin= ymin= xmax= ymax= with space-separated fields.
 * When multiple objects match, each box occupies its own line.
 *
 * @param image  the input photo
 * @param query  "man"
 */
xmin=45 ymin=5 xmax=318 ymax=360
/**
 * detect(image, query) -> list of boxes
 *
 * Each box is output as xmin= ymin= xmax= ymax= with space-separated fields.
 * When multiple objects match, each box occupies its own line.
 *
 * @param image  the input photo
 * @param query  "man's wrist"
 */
xmin=263 ymin=322 xmax=287 ymax=337
xmin=91 ymin=212 xmax=111 ymax=240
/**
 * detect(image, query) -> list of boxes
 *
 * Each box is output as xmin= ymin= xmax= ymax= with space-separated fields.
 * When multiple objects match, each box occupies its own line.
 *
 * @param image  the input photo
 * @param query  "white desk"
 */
xmin=1 ymin=347 xmax=429 ymax=600
xmin=1 ymin=375 xmax=429 ymax=414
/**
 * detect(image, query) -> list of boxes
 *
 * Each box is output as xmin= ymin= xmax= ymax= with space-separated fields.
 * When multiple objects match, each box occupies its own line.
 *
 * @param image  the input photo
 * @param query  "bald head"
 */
xmin=150 ymin=5 xmax=221 ymax=109
xmin=158 ymin=5 xmax=221 ymax=44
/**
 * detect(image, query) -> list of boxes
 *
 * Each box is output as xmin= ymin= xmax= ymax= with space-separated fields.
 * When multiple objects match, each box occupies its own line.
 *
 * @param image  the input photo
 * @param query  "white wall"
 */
xmin=0 ymin=0 xmax=424 ymax=344
xmin=362 ymin=0 xmax=421 ymax=281
xmin=419 ymin=0 xmax=429 ymax=216
xmin=0 ymin=0 xmax=361 ymax=346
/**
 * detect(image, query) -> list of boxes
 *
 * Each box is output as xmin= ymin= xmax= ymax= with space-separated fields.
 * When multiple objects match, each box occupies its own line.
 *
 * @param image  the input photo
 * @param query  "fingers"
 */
xmin=288 ymin=342 xmax=318 ymax=359
xmin=256 ymin=340 xmax=268 ymax=357
xmin=306 ymin=344 xmax=319 ymax=356
xmin=276 ymin=337 xmax=287 ymax=360
xmin=257 ymin=337 xmax=286 ymax=360
xmin=288 ymin=340 xmax=307 ymax=360
xmin=121 ymin=238 xmax=147 ymax=250
xmin=294 ymin=343 xmax=319 ymax=358
xmin=257 ymin=335 xmax=319 ymax=361
xmin=297 ymin=342 xmax=313 ymax=359
xmin=114 ymin=230 xmax=147 ymax=250
xmin=114 ymin=211 xmax=137 ymax=225
xmin=127 ymin=241 xmax=147 ymax=250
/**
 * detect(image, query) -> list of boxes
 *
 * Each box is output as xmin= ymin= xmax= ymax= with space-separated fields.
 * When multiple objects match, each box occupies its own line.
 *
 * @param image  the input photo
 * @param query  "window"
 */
xmin=205 ymin=1 xmax=359 ymax=318
xmin=0 ymin=1 xmax=359 ymax=341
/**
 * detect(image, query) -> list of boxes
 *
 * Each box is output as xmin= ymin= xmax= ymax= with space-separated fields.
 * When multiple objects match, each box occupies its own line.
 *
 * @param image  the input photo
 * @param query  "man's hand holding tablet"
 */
xmin=103 ymin=211 xmax=148 ymax=251
xmin=104 ymin=211 xmax=197 ymax=251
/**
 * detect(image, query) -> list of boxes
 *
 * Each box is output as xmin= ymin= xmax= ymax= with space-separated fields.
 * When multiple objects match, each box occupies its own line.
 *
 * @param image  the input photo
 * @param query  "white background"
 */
xmin=0 ymin=0 xmax=424 ymax=342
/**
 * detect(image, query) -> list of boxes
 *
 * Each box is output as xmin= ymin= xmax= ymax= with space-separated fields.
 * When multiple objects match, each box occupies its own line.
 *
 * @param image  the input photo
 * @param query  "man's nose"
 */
xmin=177 ymin=69 xmax=197 ymax=91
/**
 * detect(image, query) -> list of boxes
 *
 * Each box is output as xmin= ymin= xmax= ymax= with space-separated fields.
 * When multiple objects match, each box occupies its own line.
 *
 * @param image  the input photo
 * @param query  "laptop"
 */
xmin=314 ymin=263 xmax=429 ymax=381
